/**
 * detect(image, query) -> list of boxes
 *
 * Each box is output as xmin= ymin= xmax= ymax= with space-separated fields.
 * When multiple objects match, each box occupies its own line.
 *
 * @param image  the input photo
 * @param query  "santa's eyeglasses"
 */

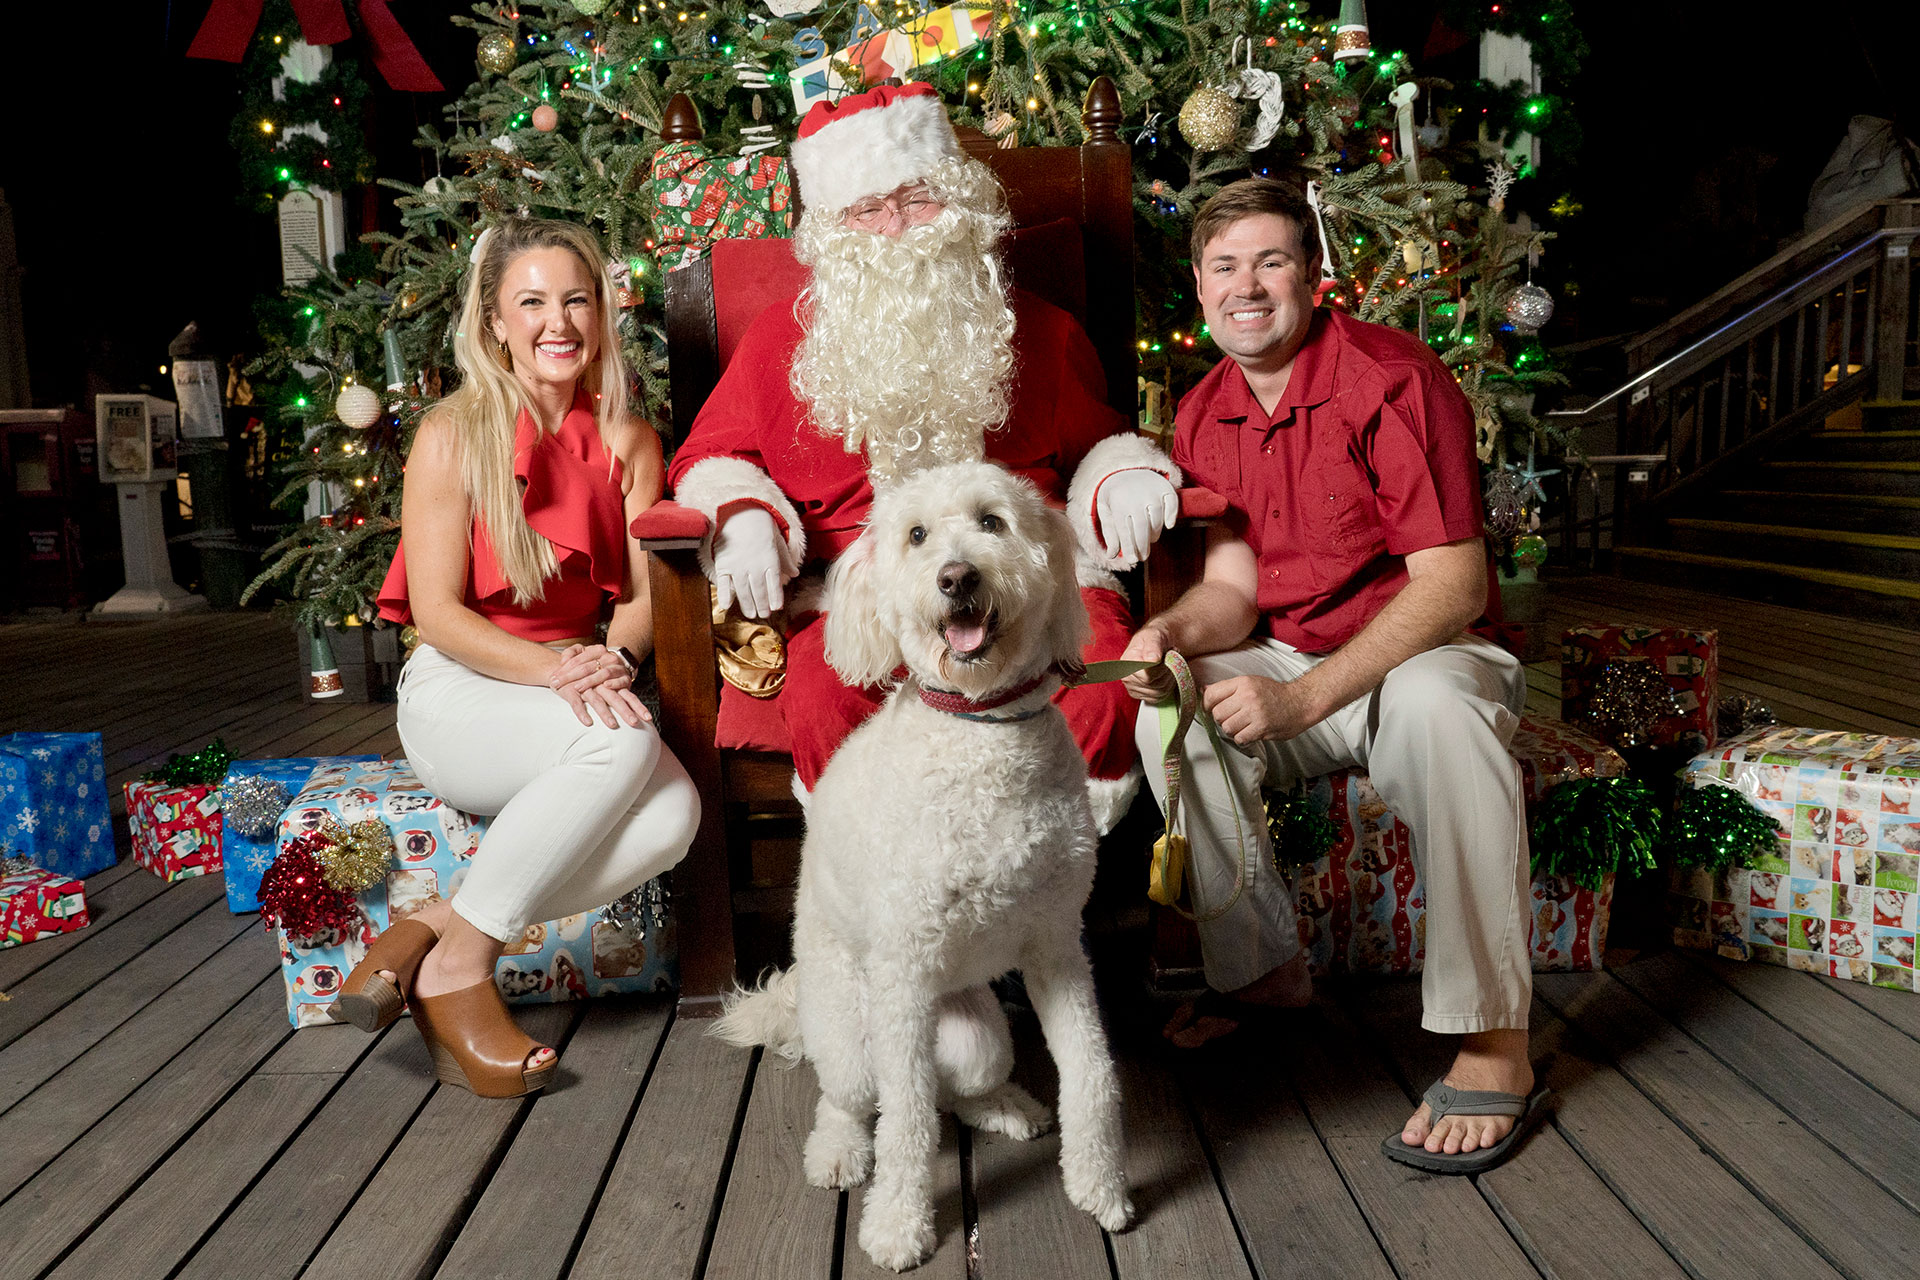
xmin=843 ymin=188 xmax=943 ymax=231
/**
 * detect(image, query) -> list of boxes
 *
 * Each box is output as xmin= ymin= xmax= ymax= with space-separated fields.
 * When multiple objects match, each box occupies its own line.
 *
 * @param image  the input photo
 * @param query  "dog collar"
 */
xmin=917 ymin=672 xmax=1049 ymax=720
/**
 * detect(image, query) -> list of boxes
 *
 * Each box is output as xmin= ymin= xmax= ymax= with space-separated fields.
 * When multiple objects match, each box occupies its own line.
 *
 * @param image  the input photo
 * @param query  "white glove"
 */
xmin=711 ymin=505 xmax=797 ymax=619
xmin=1095 ymin=468 xmax=1179 ymax=565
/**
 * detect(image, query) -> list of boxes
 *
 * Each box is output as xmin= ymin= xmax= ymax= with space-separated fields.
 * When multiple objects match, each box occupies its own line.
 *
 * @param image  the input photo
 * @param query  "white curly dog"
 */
xmin=713 ymin=460 xmax=1134 ymax=1271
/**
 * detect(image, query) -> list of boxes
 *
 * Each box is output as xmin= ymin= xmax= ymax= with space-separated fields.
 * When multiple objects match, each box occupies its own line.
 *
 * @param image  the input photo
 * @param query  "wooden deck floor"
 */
xmin=2 ymin=578 xmax=1919 ymax=1280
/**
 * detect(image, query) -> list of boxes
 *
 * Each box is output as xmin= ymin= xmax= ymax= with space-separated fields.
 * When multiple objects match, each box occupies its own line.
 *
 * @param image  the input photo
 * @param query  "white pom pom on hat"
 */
xmin=790 ymin=83 xmax=962 ymax=215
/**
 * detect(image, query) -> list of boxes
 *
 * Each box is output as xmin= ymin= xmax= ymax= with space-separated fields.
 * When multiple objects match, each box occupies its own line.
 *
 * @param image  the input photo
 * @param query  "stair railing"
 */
xmin=1546 ymin=200 xmax=1920 ymax=566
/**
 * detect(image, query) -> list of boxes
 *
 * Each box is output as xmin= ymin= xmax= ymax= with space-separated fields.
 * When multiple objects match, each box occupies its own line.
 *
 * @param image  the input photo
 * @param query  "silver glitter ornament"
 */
xmin=220 ymin=776 xmax=291 ymax=839
xmin=1504 ymin=283 xmax=1556 ymax=334
xmin=1483 ymin=468 xmax=1526 ymax=541
xmin=1178 ymin=87 xmax=1241 ymax=152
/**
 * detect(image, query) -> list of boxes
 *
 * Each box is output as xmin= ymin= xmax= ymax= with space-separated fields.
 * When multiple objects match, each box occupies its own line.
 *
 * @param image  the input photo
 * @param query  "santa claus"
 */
xmin=668 ymin=82 xmax=1179 ymax=829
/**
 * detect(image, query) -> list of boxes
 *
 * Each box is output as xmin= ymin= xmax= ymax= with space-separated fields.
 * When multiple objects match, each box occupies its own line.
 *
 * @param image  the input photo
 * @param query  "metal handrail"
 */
xmin=1548 ymin=227 xmax=1917 ymax=423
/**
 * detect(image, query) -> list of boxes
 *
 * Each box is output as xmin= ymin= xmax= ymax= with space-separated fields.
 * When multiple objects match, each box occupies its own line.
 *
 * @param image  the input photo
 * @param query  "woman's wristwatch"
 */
xmin=613 ymin=646 xmax=641 ymax=680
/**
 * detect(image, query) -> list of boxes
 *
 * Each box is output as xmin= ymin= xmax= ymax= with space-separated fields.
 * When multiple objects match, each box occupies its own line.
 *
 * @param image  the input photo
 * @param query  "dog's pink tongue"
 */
xmin=945 ymin=621 xmax=988 ymax=655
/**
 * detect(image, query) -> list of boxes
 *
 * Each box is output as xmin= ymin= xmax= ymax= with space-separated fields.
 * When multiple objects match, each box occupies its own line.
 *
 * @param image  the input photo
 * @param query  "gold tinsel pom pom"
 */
xmin=1178 ymin=87 xmax=1241 ymax=153
xmin=477 ymin=30 xmax=518 ymax=75
xmin=313 ymin=818 xmax=396 ymax=893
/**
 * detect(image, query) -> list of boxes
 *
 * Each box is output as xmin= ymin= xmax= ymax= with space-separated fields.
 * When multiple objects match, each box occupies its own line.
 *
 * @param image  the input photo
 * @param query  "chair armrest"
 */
xmin=1144 ymin=487 xmax=1225 ymax=619
xmin=631 ymin=500 xmax=711 ymax=547
xmin=1177 ymin=486 xmax=1227 ymax=520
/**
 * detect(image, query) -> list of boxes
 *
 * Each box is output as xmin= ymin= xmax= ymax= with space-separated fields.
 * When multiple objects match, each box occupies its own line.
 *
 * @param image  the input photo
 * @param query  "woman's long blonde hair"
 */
xmin=442 ymin=216 xmax=631 ymax=605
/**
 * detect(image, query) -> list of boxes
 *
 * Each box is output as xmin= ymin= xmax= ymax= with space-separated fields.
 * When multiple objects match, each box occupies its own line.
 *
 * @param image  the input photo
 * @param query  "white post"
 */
xmin=94 ymin=482 xmax=208 ymax=616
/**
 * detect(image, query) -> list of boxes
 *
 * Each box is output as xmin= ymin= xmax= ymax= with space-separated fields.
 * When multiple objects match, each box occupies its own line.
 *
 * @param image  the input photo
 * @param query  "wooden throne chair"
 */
xmin=632 ymin=78 xmax=1213 ymax=1010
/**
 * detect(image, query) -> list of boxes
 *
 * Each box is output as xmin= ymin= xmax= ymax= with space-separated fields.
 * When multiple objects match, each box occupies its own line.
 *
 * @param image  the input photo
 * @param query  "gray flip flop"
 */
xmin=1379 ymin=1080 xmax=1556 ymax=1175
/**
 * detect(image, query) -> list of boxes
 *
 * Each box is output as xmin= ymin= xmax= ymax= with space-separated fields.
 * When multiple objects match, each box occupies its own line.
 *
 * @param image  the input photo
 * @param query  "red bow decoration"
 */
xmin=187 ymin=0 xmax=443 ymax=92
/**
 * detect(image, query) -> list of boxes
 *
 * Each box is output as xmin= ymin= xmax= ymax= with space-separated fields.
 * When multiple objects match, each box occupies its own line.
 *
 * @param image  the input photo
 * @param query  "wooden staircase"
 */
xmin=1548 ymin=200 xmax=1920 ymax=626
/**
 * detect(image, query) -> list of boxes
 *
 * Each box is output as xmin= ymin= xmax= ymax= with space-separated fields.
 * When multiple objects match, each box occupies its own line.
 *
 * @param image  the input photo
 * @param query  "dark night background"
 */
xmin=5 ymin=0 xmax=1918 ymax=412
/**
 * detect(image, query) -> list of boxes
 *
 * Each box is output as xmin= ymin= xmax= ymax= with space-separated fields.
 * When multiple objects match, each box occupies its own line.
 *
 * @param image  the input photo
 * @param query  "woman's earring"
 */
xmin=495 ymin=337 xmax=512 ymax=370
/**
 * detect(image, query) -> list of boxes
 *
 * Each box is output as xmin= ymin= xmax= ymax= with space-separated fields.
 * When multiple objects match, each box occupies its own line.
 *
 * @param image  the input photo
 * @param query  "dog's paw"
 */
xmin=954 ymin=1083 xmax=1054 ymax=1141
xmin=858 ymin=1202 xmax=937 ymax=1272
xmin=804 ymin=1127 xmax=873 ymax=1189
xmin=1064 ymin=1167 xmax=1135 ymax=1233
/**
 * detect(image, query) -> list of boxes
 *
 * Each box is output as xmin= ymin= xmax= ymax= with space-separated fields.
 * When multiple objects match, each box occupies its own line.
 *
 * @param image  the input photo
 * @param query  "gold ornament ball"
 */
xmin=335 ymin=384 xmax=383 ymax=431
xmin=477 ymin=30 xmax=518 ymax=75
xmin=1178 ymin=87 xmax=1241 ymax=152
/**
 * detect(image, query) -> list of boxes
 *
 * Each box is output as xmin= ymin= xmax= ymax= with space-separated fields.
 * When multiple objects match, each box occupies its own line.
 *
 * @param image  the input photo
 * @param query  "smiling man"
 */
xmin=1120 ymin=178 xmax=1550 ymax=1175
xmin=668 ymin=83 xmax=1179 ymax=830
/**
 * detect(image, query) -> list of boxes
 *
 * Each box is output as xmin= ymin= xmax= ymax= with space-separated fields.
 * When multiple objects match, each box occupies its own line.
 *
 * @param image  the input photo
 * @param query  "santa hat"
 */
xmin=791 ymin=83 xmax=963 ymax=215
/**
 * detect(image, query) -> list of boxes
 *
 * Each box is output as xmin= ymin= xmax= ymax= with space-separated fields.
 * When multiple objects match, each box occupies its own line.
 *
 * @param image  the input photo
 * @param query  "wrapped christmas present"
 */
xmin=1284 ymin=717 xmax=1644 ymax=977
xmin=1 ymin=858 xmax=90 ymax=948
xmin=1671 ymin=726 xmax=1920 ymax=992
xmin=0 ymin=732 xmax=116 ymax=878
xmin=264 ymin=759 xmax=676 ymax=1027
xmin=1562 ymin=625 xmax=1718 ymax=753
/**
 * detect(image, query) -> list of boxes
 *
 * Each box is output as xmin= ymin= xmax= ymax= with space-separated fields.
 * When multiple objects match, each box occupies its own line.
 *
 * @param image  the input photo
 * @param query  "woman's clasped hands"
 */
xmin=546 ymin=643 xmax=652 ymax=728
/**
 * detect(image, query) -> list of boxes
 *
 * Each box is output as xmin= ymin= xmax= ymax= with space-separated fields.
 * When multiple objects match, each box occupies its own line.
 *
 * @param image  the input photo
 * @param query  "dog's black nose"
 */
xmin=938 ymin=561 xmax=980 ymax=599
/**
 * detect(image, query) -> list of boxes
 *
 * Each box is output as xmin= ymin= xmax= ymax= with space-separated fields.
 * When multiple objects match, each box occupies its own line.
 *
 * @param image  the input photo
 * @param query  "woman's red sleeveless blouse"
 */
xmin=376 ymin=394 xmax=626 ymax=643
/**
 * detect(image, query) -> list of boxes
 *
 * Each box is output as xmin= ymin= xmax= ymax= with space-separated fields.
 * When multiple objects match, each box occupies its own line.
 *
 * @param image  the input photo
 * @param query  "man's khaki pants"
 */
xmin=1134 ymin=634 xmax=1531 ymax=1033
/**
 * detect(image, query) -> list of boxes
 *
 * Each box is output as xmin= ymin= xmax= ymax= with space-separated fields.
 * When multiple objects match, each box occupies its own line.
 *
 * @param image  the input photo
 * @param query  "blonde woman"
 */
xmin=350 ymin=217 xmax=699 ymax=1097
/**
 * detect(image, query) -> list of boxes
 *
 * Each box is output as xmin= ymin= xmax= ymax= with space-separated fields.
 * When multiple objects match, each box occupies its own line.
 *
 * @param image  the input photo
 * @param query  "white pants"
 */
xmin=1134 ymin=635 xmax=1530 ymax=1033
xmin=395 ymin=644 xmax=702 ymax=943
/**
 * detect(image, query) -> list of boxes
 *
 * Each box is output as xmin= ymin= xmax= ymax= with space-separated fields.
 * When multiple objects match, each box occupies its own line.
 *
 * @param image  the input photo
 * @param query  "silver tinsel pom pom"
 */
xmin=1582 ymin=661 xmax=1680 ymax=750
xmin=1504 ymin=283 xmax=1556 ymax=334
xmin=1 ymin=853 xmax=33 ymax=876
xmin=601 ymin=877 xmax=671 ymax=938
xmin=1717 ymin=694 xmax=1777 ymax=740
xmin=220 ymin=776 xmax=291 ymax=839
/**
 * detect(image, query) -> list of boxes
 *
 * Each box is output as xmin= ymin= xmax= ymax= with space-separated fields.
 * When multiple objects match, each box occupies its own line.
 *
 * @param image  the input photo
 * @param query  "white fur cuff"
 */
xmin=671 ymin=455 xmax=808 ymax=577
xmin=1067 ymin=433 xmax=1184 ymax=570
xmin=1086 ymin=768 xmax=1143 ymax=837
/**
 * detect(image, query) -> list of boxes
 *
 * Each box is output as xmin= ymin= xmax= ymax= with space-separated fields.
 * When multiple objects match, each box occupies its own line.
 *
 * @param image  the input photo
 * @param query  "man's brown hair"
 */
xmin=1189 ymin=178 xmax=1321 ymax=271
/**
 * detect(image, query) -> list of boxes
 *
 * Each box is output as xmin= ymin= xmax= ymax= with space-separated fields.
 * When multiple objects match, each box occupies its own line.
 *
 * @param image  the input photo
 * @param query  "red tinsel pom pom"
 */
xmin=259 ymin=838 xmax=357 ymax=942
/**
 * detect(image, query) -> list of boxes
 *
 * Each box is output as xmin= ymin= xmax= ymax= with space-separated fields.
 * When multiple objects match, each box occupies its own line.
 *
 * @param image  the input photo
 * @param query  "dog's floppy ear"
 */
xmin=823 ymin=528 xmax=904 ymax=687
xmin=1040 ymin=506 xmax=1092 ymax=671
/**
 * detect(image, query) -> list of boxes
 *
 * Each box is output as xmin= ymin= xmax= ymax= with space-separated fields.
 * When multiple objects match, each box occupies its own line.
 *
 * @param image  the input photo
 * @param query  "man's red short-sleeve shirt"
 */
xmin=1172 ymin=308 xmax=1495 ymax=654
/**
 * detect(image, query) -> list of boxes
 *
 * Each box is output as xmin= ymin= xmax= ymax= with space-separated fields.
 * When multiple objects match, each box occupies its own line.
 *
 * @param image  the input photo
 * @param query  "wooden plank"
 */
xmin=1179 ymin=1027 xmax=1395 ymax=1280
xmin=44 ymin=1072 xmax=343 ymax=1280
xmin=1106 ymin=1053 xmax=1252 ymax=1280
xmin=0 ymin=932 xmax=280 ymax=1187
xmin=0 ymin=978 xmax=294 ymax=1266
xmin=843 ymin=1116 xmax=969 ymax=1280
xmin=1346 ymin=981 xmax=1685 ymax=1280
xmin=0 ymin=859 xmax=170 ymax=990
xmin=1616 ymin=952 xmax=1920 ymax=1212
xmin=1535 ymin=970 xmax=1920 ymax=1277
xmin=431 ymin=998 xmax=674 ymax=1280
xmin=1696 ymin=955 xmax=1920 ymax=1116
xmin=298 ymin=1003 xmax=578 ymax=1280
xmin=175 ymin=1030 xmax=437 ymax=1280
xmin=1282 ymin=1005 xmax=1537 ymax=1280
xmin=258 ymin=1016 xmax=403 ymax=1076
xmin=701 ymin=1054 xmax=842 ymax=1279
xmin=0 ymin=904 xmax=255 ymax=1112
xmin=1821 ymin=970 xmax=1920 ymax=1043
xmin=0 ymin=875 xmax=227 ymax=1049
xmin=1526 ymin=999 xmax=1842 ymax=1280
xmin=970 ymin=1031 xmax=1110 ymax=1280
xmin=568 ymin=1018 xmax=754 ymax=1280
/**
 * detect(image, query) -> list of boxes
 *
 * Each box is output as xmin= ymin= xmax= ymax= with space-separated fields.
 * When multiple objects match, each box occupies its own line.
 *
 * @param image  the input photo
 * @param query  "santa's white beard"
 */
xmin=791 ymin=202 xmax=1016 ymax=487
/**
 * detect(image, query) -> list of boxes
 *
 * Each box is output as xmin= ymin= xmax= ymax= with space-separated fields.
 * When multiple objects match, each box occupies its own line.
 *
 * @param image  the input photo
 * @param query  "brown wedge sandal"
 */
xmin=327 ymin=918 xmax=439 ymax=1032
xmin=409 ymin=979 xmax=559 ymax=1098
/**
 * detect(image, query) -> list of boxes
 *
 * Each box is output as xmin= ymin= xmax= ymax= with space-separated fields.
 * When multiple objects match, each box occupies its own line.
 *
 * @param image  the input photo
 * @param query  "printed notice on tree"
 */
xmin=278 ymin=189 xmax=326 ymax=286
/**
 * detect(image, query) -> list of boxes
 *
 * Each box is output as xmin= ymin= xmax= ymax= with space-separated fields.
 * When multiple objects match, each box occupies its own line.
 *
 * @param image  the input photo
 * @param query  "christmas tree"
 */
xmin=239 ymin=0 xmax=1581 ymax=626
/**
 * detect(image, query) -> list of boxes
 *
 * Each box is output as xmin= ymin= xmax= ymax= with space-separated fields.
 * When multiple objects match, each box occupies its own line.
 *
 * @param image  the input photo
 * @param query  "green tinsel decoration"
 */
xmin=1530 ymin=777 xmax=1661 ymax=891
xmin=1664 ymin=783 xmax=1786 ymax=873
xmin=1265 ymin=784 xmax=1339 ymax=871
xmin=142 ymin=739 xmax=234 ymax=788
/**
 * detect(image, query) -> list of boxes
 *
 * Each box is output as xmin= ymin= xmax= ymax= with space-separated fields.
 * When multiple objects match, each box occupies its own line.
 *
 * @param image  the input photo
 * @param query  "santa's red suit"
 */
xmin=668 ymin=284 xmax=1177 ymax=830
